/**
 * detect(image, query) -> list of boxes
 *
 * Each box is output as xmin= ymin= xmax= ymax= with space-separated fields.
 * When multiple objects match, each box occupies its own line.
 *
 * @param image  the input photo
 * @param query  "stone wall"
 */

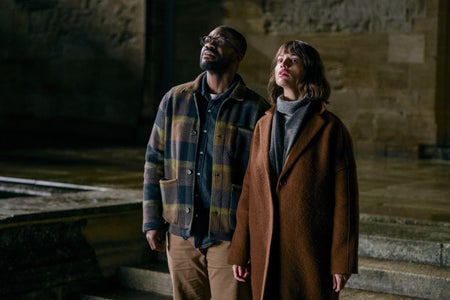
xmin=218 ymin=0 xmax=443 ymax=158
xmin=0 ymin=0 xmax=145 ymax=144
xmin=141 ymin=0 xmax=448 ymax=158
xmin=0 ymin=0 xmax=447 ymax=157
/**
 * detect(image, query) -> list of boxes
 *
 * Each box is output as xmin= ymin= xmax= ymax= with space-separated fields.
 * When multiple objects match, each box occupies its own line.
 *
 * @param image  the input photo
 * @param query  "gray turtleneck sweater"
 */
xmin=269 ymin=95 xmax=312 ymax=180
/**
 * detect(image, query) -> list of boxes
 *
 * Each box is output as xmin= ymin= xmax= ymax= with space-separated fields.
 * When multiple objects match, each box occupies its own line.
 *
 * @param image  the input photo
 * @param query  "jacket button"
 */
xmin=185 ymin=208 xmax=191 ymax=214
xmin=192 ymin=130 xmax=197 ymax=136
xmin=186 ymin=169 xmax=193 ymax=175
xmin=280 ymin=179 xmax=287 ymax=186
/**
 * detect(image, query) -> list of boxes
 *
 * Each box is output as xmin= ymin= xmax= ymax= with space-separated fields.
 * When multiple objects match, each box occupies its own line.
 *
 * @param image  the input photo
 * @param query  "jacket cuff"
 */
xmin=142 ymin=222 xmax=168 ymax=233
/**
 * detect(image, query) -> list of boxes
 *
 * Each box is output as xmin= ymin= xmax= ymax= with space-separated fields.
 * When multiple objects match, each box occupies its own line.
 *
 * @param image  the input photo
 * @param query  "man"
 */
xmin=143 ymin=25 xmax=269 ymax=300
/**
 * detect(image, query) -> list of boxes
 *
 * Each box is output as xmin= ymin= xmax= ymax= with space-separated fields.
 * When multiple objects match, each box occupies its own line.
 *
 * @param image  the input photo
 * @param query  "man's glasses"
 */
xmin=199 ymin=35 xmax=239 ymax=53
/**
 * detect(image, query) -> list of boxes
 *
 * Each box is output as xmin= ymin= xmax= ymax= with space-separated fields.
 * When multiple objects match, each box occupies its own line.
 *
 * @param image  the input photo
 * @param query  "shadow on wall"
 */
xmin=0 ymin=0 xmax=145 ymax=147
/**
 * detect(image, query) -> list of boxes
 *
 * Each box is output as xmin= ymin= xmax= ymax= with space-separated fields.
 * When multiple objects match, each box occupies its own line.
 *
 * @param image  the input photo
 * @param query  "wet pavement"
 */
xmin=0 ymin=146 xmax=449 ymax=224
xmin=357 ymin=157 xmax=450 ymax=223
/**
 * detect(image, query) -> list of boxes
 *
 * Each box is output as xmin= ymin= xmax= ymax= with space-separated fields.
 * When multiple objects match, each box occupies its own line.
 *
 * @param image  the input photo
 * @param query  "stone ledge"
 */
xmin=0 ymin=188 xmax=146 ymax=299
xmin=0 ymin=188 xmax=142 ymax=225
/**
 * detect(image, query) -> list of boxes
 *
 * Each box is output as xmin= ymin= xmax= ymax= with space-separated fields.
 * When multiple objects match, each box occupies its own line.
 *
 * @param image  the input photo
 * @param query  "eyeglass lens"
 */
xmin=200 ymin=36 xmax=226 ymax=47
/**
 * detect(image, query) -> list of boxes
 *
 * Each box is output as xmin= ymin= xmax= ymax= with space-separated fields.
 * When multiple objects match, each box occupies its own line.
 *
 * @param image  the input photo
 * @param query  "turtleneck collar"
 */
xmin=276 ymin=95 xmax=310 ymax=116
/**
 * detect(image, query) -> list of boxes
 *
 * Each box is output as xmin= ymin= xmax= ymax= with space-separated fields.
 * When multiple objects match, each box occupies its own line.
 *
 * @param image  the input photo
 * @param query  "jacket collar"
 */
xmin=180 ymin=72 xmax=247 ymax=102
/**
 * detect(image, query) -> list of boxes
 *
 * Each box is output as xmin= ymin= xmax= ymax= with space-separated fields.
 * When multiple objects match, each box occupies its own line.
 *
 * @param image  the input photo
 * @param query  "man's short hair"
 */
xmin=217 ymin=25 xmax=247 ymax=57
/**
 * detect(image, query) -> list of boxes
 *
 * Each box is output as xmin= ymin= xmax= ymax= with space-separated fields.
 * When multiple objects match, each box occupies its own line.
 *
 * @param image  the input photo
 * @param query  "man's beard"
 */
xmin=199 ymin=50 xmax=234 ymax=72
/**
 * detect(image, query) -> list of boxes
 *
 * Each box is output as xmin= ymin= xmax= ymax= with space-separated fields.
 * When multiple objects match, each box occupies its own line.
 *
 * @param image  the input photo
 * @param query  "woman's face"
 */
xmin=274 ymin=51 xmax=305 ymax=97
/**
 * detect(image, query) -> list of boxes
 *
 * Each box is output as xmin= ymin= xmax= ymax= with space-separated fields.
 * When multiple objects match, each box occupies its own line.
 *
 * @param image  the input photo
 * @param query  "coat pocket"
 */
xmin=160 ymin=178 xmax=179 ymax=225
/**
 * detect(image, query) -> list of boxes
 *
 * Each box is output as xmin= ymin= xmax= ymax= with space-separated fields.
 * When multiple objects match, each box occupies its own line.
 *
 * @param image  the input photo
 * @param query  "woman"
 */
xmin=227 ymin=40 xmax=359 ymax=300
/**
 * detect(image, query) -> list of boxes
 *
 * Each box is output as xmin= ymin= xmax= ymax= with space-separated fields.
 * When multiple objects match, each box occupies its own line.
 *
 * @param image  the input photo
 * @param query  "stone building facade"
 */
xmin=1 ymin=0 xmax=448 ymax=158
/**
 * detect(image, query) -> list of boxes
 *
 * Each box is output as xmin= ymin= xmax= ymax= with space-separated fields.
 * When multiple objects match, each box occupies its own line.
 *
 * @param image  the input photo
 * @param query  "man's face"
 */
xmin=199 ymin=28 xmax=239 ymax=72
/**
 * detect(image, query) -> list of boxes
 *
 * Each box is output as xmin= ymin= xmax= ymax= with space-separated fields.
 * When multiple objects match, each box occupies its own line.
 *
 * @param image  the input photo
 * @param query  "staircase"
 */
xmin=347 ymin=214 xmax=450 ymax=300
xmin=81 ymin=214 xmax=450 ymax=300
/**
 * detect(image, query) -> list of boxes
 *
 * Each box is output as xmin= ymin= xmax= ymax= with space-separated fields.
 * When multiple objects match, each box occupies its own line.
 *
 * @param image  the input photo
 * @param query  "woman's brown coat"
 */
xmin=228 ymin=104 xmax=359 ymax=300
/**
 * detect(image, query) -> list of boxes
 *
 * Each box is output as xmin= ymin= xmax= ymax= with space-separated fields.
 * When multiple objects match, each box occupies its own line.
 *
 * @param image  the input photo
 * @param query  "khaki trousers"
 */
xmin=166 ymin=233 xmax=251 ymax=300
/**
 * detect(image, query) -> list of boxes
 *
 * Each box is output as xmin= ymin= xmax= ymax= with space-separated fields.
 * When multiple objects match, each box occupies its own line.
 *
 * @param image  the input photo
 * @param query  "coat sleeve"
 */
xmin=227 ymin=173 xmax=251 ymax=266
xmin=142 ymin=93 xmax=170 ymax=233
xmin=330 ymin=123 xmax=359 ymax=274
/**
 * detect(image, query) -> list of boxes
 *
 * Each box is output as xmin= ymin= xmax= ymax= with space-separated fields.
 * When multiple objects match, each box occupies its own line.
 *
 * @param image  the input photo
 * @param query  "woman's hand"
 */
xmin=232 ymin=264 xmax=250 ymax=282
xmin=332 ymin=274 xmax=350 ymax=292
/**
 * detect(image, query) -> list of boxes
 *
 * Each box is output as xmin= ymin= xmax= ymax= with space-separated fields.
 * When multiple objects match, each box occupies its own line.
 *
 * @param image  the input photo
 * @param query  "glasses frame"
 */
xmin=199 ymin=35 xmax=240 ymax=53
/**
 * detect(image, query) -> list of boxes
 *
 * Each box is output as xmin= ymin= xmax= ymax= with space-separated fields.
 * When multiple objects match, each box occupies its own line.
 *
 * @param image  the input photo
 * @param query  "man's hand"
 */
xmin=332 ymin=274 xmax=350 ymax=292
xmin=232 ymin=264 xmax=250 ymax=282
xmin=145 ymin=229 xmax=166 ymax=252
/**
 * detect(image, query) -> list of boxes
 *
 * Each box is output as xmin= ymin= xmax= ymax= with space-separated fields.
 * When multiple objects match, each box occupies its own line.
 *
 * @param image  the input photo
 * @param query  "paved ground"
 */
xmin=0 ymin=146 xmax=449 ymax=223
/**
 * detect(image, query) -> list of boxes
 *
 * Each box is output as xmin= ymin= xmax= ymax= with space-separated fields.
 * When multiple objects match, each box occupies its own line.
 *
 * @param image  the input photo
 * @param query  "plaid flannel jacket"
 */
xmin=143 ymin=73 xmax=269 ymax=240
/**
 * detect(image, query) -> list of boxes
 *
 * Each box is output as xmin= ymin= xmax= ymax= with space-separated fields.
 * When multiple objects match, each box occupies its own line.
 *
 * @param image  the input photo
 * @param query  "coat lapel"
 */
xmin=259 ymin=108 xmax=275 ymax=178
xmin=280 ymin=104 xmax=327 ymax=177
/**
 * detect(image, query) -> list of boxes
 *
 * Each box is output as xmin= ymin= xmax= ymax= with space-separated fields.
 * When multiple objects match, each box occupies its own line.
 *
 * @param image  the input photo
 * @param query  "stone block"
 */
xmin=351 ymin=111 xmax=376 ymax=140
xmin=409 ymin=64 xmax=436 ymax=89
xmin=388 ymin=34 xmax=425 ymax=63
xmin=359 ymin=234 xmax=442 ymax=266
xmin=443 ymin=243 xmax=450 ymax=267
xmin=348 ymin=35 xmax=388 ymax=63
xmin=223 ymin=0 xmax=264 ymax=18
xmin=376 ymin=64 xmax=409 ymax=89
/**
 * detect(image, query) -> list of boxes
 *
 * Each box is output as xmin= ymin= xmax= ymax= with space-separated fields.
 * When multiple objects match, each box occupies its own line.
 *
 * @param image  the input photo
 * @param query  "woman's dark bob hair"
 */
xmin=267 ymin=40 xmax=331 ymax=104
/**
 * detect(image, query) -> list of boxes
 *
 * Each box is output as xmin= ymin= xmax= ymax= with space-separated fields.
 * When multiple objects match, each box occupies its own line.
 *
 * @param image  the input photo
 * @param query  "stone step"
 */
xmin=115 ymin=259 xmax=444 ymax=300
xmin=114 ymin=264 xmax=429 ymax=300
xmin=105 ymin=216 xmax=450 ymax=299
xmin=117 ymin=261 xmax=173 ymax=296
xmin=347 ymin=257 xmax=450 ymax=300
xmin=359 ymin=214 xmax=450 ymax=267
xmin=80 ymin=268 xmax=172 ymax=300
xmin=82 ymin=287 xmax=424 ymax=300
xmin=80 ymin=288 xmax=171 ymax=300
xmin=341 ymin=288 xmax=424 ymax=299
